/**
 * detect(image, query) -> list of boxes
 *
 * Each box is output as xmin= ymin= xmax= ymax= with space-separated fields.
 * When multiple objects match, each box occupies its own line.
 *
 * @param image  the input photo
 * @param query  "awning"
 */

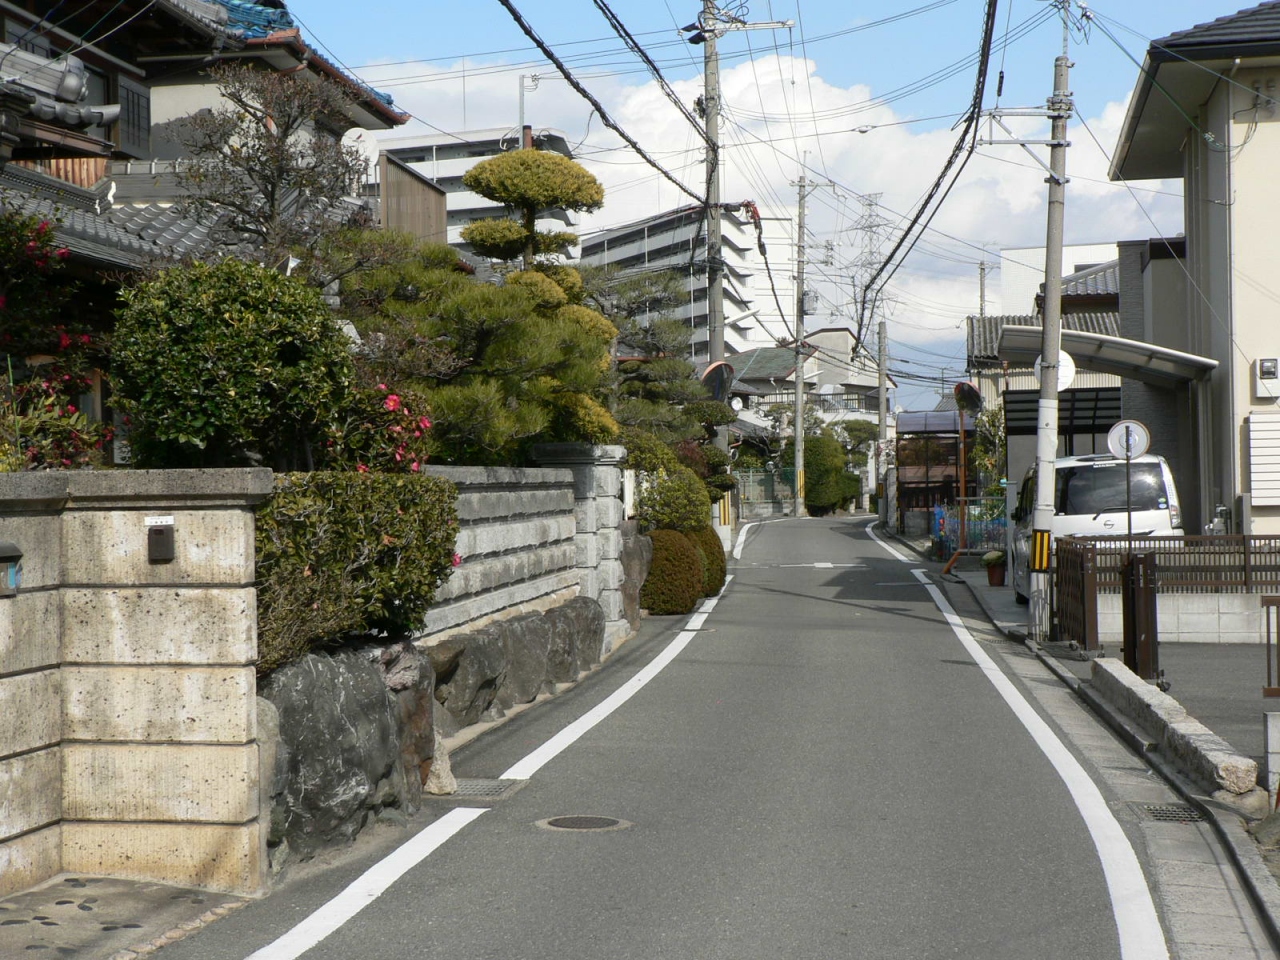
xmin=997 ymin=325 xmax=1217 ymax=387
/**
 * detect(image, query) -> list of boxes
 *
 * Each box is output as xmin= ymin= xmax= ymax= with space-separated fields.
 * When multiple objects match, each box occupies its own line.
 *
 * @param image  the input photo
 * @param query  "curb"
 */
xmin=954 ymin=572 xmax=1280 ymax=953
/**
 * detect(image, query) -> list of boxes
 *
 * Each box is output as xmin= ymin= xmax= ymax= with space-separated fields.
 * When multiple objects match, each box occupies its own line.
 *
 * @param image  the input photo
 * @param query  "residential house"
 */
xmin=1107 ymin=1 xmax=1280 ymax=532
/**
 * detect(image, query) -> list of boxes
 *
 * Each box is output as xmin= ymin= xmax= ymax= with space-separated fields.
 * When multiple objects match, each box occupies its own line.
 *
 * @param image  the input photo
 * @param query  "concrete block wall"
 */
xmin=533 ymin=444 xmax=630 ymax=654
xmin=0 ymin=470 xmax=273 ymax=897
xmin=421 ymin=465 xmax=579 ymax=639
xmin=1097 ymin=592 xmax=1264 ymax=645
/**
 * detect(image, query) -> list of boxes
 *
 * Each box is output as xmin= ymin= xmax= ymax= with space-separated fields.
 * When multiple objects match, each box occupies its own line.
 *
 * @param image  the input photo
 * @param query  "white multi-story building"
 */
xmin=579 ymin=205 xmax=791 ymax=363
xmin=378 ymin=126 xmax=577 ymax=250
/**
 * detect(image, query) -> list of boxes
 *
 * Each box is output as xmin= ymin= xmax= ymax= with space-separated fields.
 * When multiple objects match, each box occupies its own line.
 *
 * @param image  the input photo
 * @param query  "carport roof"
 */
xmin=996 ymin=325 xmax=1218 ymax=387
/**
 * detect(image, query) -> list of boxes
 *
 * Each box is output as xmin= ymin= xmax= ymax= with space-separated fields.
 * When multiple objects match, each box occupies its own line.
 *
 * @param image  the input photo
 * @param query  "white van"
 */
xmin=1010 ymin=454 xmax=1184 ymax=603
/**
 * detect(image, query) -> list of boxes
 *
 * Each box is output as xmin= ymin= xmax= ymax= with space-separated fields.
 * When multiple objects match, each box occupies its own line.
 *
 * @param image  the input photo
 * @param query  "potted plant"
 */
xmin=981 ymin=549 xmax=1007 ymax=586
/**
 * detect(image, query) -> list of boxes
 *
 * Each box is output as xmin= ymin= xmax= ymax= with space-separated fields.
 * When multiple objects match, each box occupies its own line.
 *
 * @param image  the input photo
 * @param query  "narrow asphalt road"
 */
xmin=161 ymin=516 xmax=1161 ymax=960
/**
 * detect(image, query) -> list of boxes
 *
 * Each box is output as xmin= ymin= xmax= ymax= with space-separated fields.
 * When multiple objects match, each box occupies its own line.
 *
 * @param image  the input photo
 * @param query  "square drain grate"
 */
xmin=448 ymin=778 xmax=524 ymax=802
xmin=1136 ymin=803 xmax=1206 ymax=824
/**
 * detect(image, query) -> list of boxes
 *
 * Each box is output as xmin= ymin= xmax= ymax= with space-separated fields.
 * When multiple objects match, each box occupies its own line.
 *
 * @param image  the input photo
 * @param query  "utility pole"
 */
xmin=976 ymin=2 xmax=1073 ymax=641
xmin=1029 ymin=26 xmax=1073 ymax=642
xmin=793 ymin=172 xmax=808 ymax=517
xmin=685 ymin=4 xmax=792 ymax=369
xmin=878 ymin=317 xmax=888 ymax=520
xmin=701 ymin=0 xmax=724 ymax=369
xmin=978 ymin=260 xmax=988 ymax=320
xmin=518 ymin=74 xmax=539 ymax=148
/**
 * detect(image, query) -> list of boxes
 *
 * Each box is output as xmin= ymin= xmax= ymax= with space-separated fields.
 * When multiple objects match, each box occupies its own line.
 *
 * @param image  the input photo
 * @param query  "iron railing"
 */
xmin=938 ymin=496 xmax=1006 ymax=554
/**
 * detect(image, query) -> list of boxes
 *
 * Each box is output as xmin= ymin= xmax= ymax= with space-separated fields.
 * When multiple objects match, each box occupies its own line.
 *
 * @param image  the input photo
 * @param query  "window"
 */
xmin=116 ymin=74 xmax=150 ymax=157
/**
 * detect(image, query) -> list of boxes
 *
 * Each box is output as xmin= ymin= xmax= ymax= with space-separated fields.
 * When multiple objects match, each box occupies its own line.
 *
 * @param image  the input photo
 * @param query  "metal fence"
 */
xmin=1055 ymin=535 xmax=1280 ymax=649
xmin=938 ymin=496 xmax=1007 ymax=554
xmin=737 ymin=469 xmax=796 ymax=503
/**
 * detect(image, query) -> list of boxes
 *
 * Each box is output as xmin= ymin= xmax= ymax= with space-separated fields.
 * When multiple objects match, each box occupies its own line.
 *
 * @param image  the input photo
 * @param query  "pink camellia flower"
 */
xmin=65 ymin=404 xmax=76 ymax=414
xmin=384 ymin=394 xmax=401 ymax=412
xmin=0 ymin=295 xmax=6 ymax=310
xmin=377 ymin=383 xmax=388 ymax=391
xmin=59 ymin=332 xmax=72 ymax=350
xmin=451 ymin=553 xmax=462 ymax=567
xmin=55 ymin=248 xmax=70 ymax=260
xmin=356 ymin=463 xmax=369 ymax=473
xmin=418 ymin=416 xmax=432 ymax=430
xmin=410 ymin=461 xmax=421 ymax=472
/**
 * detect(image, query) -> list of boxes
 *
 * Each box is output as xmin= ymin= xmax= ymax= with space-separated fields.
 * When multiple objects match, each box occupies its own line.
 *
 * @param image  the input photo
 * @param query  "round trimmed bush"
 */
xmin=685 ymin=526 xmax=726 ymax=596
xmin=639 ymin=529 xmax=703 ymax=615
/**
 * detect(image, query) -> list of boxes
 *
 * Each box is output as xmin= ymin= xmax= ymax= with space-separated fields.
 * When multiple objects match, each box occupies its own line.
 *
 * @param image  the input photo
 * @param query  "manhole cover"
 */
xmin=538 ymin=816 xmax=631 ymax=832
xmin=1136 ymin=803 xmax=1206 ymax=824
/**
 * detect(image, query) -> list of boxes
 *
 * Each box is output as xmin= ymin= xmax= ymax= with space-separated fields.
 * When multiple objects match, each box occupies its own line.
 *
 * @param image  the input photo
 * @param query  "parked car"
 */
xmin=1010 ymin=453 xmax=1184 ymax=603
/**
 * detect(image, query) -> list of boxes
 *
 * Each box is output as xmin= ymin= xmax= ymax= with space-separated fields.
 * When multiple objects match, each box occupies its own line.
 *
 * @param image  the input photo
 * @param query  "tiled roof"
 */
xmin=1156 ymin=1 xmax=1280 ymax=51
xmin=727 ymin=345 xmax=816 ymax=383
xmin=212 ymin=0 xmax=294 ymax=39
xmin=8 ymin=195 xmax=165 ymax=268
xmin=1062 ymin=259 xmax=1119 ymax=298
xmin=967 ymin=312 xmax=1120 ymax=361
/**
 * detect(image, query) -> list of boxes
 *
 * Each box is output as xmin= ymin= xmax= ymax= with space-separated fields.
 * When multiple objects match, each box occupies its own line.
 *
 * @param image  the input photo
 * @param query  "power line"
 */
xmin=493 ymin=0 xmax=705 ymax=205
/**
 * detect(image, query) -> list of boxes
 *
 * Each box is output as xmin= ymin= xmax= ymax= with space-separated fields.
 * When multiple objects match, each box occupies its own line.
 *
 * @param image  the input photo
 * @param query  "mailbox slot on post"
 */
xmin=0 ymin=542 xmax=21 ymax=597
xmin=146 ymin=516 xmax=175 ymax=563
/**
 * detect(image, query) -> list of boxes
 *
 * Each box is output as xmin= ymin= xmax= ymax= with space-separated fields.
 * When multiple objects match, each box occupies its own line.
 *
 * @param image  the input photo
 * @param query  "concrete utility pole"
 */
xmin=688 ymin=3 xmax=792 ymax=368
xmin=518 ymin=74 xmax=539 ymax=148
xmin=878 ymin=317 xmax=888 ymax=519
xmin=794 ymin=172 xmax=808 ymax=517
xmin=702 ymin=0 xmax=725 ymax=367
xmin=1029 ymin=33 xmax=1073 ymax=642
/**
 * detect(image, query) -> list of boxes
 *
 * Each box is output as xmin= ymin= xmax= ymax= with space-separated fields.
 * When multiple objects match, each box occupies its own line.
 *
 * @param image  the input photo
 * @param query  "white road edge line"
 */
xmin=243 ymin=560 xmax=732 ymax=959
xmin=733 ymin=522 xmax=754 ymax=560
xmin=244 ymin=806 xmax=488 ymax=960
xmin=909 ymin=568 xmax=1169 ymax=960
xmin=864 ymin=519 xmax=912 ymax=563
xmin=502 ymin=629 xmax=699 ymax=779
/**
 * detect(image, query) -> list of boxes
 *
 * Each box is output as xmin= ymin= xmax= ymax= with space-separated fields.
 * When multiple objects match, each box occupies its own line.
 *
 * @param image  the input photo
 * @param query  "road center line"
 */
xmin=908 ymin=567 xmax=1169 ymax=960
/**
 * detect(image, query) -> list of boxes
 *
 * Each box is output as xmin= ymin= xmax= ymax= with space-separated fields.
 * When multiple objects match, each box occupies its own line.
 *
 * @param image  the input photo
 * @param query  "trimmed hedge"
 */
xmin=639 ymin=529 xmax=703 ymax=615
xmin=685 ymin=526 xmax=726 ymax=597
xmin=637 ymin=464 xmax=708 ymax=533
xmin=256 ymin=472 xmax=459 ymax=672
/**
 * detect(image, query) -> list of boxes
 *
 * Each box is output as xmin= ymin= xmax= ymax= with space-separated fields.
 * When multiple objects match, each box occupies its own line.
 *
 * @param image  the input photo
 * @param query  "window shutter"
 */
xmin=117 ymin=74 xmax=150 ymax=158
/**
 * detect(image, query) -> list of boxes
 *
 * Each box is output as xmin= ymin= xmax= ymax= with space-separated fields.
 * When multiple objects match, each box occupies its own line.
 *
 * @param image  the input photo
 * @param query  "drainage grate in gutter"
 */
xmin=538 ymin=816 xmax=631 ymax=832
xmin=1135 ymin=803 xmax=1206 ymax=824
xmin=446 ymin=778 xmax=525 ymax=802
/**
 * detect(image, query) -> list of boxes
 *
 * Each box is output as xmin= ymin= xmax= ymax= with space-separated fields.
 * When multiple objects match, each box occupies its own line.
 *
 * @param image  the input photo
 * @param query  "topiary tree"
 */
xmin=113 ymin=259 xmax=356 ymax=469
xmin=460 ymin=150 xmax=604 ymax=269
xmin=638 ymin=528 xmax=703 ymax=615
xmin=804 ymin=432 xmax=860 ymax=516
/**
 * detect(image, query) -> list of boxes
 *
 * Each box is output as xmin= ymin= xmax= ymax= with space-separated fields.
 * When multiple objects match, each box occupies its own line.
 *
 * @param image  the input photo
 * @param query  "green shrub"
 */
xmin=685 ymin=526 xmax=726 ymax=596
xmin=114 ymin=259 xmax=355 ymax=469
xmin=256 ymin=471 xmax=459 ymax=673
xmin=619 ymin=426 xmax=678 ymax=473
xmin=804 ymin=433 xmax=858 ymax=516
xmin=637 ymin=464 xmax=708 ymax=533
xmin=639 ymin=528 xmax=703 ymax=615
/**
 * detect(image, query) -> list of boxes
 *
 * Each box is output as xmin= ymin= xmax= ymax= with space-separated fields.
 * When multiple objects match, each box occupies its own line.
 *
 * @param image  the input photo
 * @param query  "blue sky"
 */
xmin=292 ymin=0 xmax=1232 ymax=407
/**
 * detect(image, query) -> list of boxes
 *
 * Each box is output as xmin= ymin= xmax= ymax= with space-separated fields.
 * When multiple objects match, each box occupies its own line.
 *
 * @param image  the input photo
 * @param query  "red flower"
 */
xmin=451 ymin=553 xmax=462 ymax=567
xmin=55 ymin=248 xmax=70 ymax=260
xmin=356 ymin=463 xmax=369 ymax=473
xmin=383 ymin=394 xmax=401 ymax=412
